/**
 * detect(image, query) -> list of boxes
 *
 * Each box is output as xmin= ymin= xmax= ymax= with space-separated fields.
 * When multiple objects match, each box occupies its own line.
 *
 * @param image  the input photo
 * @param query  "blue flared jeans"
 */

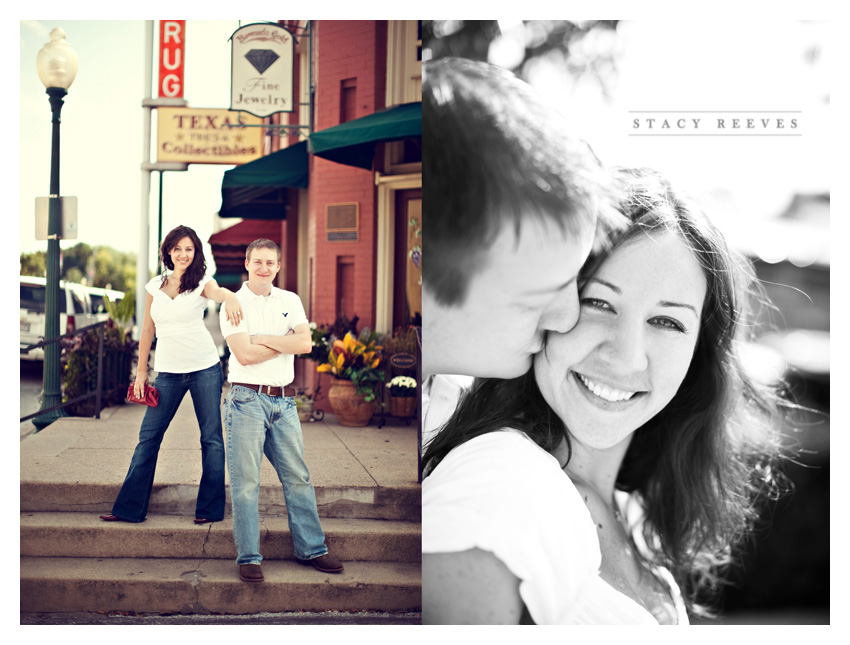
xmin=223 ymin=385 xmax=327 ymax=565
xmin=111 ymin=363 xmax=225 ymax=522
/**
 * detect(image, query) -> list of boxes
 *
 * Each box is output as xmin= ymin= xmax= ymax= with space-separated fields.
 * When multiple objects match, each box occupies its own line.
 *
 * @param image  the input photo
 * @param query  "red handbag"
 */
xmin=127 ymin=384 xmax=159 ymax=407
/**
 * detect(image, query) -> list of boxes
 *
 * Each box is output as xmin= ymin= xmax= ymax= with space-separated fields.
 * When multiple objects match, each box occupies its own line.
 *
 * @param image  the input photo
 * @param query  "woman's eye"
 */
xmin=651 ymin=317 xmax=686 ymax=333
xmin=580 ymin=298 xmax=612 ymax=311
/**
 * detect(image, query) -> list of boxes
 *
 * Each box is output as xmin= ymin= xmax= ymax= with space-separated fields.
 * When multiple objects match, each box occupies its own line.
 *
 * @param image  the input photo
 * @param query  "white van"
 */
xmin=20 ymin=275 xmax=99 ymax=361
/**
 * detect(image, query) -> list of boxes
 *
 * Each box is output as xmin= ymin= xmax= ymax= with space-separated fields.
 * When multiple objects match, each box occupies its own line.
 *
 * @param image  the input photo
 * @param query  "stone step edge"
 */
xmin=21 ymin=513 xmax=421 ymax=562
xmin=20 ymin=512 xmax=420 ymax=528
xmin=20 ymin=481 xmax=421 ymax=521
xmin=21 ymin=556 xmax=422 ymax=614
xmin=19 ymin=481 xmax=422 ymax=500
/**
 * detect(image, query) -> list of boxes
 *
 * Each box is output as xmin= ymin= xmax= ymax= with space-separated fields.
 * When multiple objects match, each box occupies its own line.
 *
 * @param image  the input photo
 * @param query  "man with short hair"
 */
xmin=220 ymin=238 xmax=342 ymax=583
xmin=421 ymin=57 xmax=621 ymax=442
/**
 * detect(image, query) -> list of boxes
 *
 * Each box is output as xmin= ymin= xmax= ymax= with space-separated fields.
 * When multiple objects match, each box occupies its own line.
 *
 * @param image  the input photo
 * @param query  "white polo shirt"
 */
xmin=219 ymin=282 xmax=309 ymax=387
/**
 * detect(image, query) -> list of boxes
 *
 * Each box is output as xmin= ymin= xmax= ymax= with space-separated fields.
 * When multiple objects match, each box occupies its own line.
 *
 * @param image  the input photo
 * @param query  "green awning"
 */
xmin=219 ymin=140 xmax=309 ymax=219
xmin=309 ymin=102 xmax=421 ymax=170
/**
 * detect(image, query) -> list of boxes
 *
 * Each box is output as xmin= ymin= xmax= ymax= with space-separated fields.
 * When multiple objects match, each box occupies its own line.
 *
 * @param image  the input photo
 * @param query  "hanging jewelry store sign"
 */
xmin=156 ymin=108 xmax=264 ymax=164
xmin=230 ymin=23 xmax=295 ymax=117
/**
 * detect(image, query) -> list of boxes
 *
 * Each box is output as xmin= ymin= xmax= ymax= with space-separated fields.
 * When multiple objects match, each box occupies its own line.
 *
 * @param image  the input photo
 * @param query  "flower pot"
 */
xmin=296 ymin=399 xmax=313 ymax=423
xmin=327 ymin=378 xmax=376 ymax=427
xmin=389 ymin=395 xmax=416 ymax=418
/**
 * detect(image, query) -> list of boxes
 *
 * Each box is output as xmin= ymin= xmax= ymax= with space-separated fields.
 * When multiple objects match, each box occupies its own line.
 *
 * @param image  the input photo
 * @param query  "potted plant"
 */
xmin=308 ymin=322 xmax=331 ymax=365
xmin=293 ymin=391 xmax=314 ymax=423
xmin=103 ymin=292 xmax=135 ymax=343
xmin=305 ymin=315 xmax=358 ymax=408
xmin=316 ymin=329 xmax=385 ymax=427
xmin=309 ymin=314 xmax=359 ymax=366
xmin=386 ymin=375 xmax=417 ymax=418
xmin=61 ymin=293 xmax=139 ymax=416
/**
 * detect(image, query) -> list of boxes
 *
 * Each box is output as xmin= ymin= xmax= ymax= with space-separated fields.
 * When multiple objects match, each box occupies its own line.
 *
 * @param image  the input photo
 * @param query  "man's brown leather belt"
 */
xmin=231 ymin=383 xmax=296 ymax=398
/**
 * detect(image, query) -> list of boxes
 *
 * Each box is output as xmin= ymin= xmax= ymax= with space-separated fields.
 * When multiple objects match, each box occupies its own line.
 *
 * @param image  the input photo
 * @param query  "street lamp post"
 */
xmin=32 ymin=27 xmax=78 ymax=430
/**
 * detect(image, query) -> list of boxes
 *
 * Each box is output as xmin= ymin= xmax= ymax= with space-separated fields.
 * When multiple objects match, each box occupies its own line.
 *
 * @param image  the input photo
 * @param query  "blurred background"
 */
xmin=424 ymin=20 xmax=829 ymax=624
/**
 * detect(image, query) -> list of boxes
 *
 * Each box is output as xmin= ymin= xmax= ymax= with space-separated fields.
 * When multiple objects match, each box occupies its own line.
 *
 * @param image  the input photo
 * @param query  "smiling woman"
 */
xmin=535 ymin=231 xmax=707 ymax=452
xmin=421 ymin=167 xmax=792 ymax=625
xmin=99 ymin=224 xmax=243 ymax=526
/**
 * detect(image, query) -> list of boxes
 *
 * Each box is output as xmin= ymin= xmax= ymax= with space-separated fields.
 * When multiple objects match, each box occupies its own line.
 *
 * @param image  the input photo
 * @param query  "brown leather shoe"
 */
xmin=295 ymin=553 xmax=344 ymax=574
xmin=239 ymin=564 xmax=264 ymax=583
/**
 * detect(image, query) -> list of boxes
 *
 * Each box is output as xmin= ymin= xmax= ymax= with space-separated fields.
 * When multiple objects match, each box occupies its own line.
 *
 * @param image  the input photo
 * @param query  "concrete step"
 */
xmin=21 ymin=512 xmax=421 ymax=563
xmin=20 ymin=385 xmax=423 ymax=615
xmin=20 ymin=480 xmax=421 ymax=521
xmin=20 ymin=556 xmax=421 ymax=614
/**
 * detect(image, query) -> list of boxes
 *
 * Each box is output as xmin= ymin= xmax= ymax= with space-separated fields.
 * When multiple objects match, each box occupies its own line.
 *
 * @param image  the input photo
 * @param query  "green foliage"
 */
xmin=294 ymin=393 xmax=312 ymax=409
xmin=308 ymin=313 xmax=360 ymax=364
xmin=104 ymin=293 xmax=135 ymax=343
xmin=64 ymin=267 xmax=84 ymax=284
xmin=20 ymin=251 xmax=46 ymax=277
xmin=61 ymin=323 xmax=139 ymax=416
xmin=54 ymin=241 xmax=141 ymax=416
xmin=349 ymin=365 xmax=386 ymax=404
xmin=61 ymin=242 xmax=93 ymax=279
xmin=93 ymin=246 xmax=137 ymax=293
xmin=20 ymin=243 xmax=139 ymax=292
xmin=309 ymin=324 xmax=331 ymax=364
xmin=317 ymin=329 xmax=386 ymax=404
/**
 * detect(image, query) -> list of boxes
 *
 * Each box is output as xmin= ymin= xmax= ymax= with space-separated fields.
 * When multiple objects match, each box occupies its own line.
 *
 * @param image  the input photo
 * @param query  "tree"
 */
xmin=93 ymin=246 xmax=137 ymax=293
xmin=61 ymin=242 xmax=93 ymax=282
xmin=19 ymin=244 xmax=139 ymax=294
xmin=20 ymin=251 xmax=46 ymax=277
xmin=64 ymin=267 xmax=85 ymax=284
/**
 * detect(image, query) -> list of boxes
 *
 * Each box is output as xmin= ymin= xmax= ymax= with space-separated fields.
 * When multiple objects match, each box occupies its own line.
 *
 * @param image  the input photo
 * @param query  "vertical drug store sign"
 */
xmin=159 ymin=20 xmax=185 ymax=98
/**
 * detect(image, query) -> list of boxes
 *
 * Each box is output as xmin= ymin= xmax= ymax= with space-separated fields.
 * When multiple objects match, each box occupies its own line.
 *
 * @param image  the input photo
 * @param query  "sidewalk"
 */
xmin=20 ymin=386 xmax=421 ymax=518
xmin=22 ymin=311 xmax=421 ymax=495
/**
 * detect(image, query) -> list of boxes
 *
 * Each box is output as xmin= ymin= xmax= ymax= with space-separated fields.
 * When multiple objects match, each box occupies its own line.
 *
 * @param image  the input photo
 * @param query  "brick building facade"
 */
xmin=211 ymin=20 xmax=422 ymax=399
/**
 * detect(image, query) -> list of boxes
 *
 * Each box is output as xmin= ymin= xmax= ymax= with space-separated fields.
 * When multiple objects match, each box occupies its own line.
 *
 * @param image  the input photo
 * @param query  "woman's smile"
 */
xmin=572 ymin=371 xmax=645 ymax=404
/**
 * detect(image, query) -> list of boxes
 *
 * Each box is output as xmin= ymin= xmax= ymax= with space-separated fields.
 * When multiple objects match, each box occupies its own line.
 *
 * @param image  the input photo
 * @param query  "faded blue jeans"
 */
xmin=223 ymin=385 xmax=327 ymax=565
xmin=111 ymin=363 xmax=225 ymax=522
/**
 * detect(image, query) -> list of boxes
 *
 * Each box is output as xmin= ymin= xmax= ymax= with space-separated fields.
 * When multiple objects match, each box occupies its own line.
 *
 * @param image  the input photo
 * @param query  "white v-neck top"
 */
xmin=146 ymin=274 xmax=219 ymax=373
xmin=422 ymin=429 xmax=689 ymax=625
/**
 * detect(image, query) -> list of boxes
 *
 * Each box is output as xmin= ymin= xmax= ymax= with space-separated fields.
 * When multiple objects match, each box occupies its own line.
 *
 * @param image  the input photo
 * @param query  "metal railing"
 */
xmin=20 ymin=321 xmax=109 ymax=422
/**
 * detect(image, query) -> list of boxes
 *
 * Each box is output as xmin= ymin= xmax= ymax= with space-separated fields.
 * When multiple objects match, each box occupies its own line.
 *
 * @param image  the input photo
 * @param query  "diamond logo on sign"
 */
xmin=230 ymin=23 xmax=295 ymax=117
xmin=245 ymin=49 xmax=279 ymax=74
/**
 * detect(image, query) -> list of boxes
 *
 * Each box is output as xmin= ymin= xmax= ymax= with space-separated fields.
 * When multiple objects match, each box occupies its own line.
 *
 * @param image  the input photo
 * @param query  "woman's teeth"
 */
xmin=577 ymin=373 xmax=637 ymax=402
